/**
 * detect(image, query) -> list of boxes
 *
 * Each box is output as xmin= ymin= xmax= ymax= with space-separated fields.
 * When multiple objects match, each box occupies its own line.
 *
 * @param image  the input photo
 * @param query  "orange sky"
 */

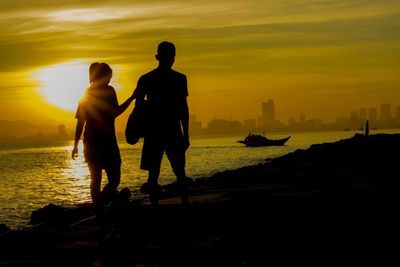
xmin=0 ymin=0 xmax=399 ymax=131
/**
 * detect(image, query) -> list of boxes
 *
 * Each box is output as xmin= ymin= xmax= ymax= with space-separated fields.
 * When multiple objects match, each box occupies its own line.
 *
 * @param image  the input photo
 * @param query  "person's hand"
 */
xmin=129 ymin=91 xmax=136 ymax=101
xmin=72 ymin=145 xmax=78 ymax=160
xmin=131 ymin=87 xmax=139 ymax=100
xmin=183 ymin=135 xmax=190 ymax=151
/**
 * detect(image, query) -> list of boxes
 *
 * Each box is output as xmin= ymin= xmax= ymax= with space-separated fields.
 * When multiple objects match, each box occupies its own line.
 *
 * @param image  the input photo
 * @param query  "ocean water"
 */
xmin=1 ymin=130 xmax=399 ymax=228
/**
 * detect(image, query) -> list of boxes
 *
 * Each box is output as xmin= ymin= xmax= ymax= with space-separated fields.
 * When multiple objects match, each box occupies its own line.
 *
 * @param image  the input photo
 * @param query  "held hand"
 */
xmin=72 ymin=145 xmax=78 ymax=160
xmin=131 ymin=87 xmax=139 ymax=100
xmin=129 ymin=92 xmax=135 ymax=102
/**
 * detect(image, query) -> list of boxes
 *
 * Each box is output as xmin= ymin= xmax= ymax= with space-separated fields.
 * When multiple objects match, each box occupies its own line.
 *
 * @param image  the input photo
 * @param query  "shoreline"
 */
xmin=1 ymin=133 xmax=399 ymax=266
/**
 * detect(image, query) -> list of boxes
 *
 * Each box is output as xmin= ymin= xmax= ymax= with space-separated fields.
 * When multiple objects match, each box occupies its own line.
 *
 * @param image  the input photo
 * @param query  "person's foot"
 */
xmin=140 ymin=182 xmax=162 ymax=194
xmin=140 ymin=182 xmax=162 ymax=206
xmin=177 ymin=176 xmax=194 ymax=187
xmin=111 ymin=187 xmax=131 ymax=205
xmin=184 ymin=176 xmax=194 ymax=185
xmin=100 ymin=188 xmax=119 ymax=206
xmin=177 ymin=177 xmax=192 ymax=206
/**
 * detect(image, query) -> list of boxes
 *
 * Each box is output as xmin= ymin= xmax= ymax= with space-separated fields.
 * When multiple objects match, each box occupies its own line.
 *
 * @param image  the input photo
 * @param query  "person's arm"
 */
xmin=111 ymin=91 xmax=136 ymax=118
xmin=178 ymin=75 xmax=190 ymax=150
xmin=132 ymin=79 xmax=146 ymax=105
xmin=111 ymin=78 xmax=145 ymax=118
xmin=72 ymin=119 xmax=85 ymax=160
xmin=181 ymin=97 xmax=190 ymax=151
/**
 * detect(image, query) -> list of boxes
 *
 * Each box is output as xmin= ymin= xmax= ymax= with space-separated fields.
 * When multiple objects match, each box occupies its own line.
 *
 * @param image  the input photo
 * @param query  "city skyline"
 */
xmin=194 ymin=100 xmax=400 ymax=135
xmin=2 ymin=100 xmax=400 ymax=139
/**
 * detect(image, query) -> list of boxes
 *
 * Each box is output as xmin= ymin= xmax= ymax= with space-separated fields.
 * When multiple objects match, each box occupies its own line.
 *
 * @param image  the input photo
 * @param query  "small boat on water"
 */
xmin=237 ymin=134 xmax=291 ymax=147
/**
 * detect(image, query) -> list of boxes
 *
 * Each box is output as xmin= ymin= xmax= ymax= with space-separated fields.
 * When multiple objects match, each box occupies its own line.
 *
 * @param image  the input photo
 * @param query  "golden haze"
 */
xmin=0 ymin=0 xmax=399 ymax=132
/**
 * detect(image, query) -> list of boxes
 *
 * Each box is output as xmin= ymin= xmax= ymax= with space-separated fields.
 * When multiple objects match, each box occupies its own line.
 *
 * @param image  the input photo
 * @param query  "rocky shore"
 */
xmin=1 ymin=134 xmax=399 ymax=266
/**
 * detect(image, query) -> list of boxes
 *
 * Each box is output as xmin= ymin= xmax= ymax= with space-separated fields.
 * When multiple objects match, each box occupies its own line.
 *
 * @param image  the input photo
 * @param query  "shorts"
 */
xmin=84 ymin=138 xmax=121 ymax=170
xmin=140 ymin=136 xmax=186 ymax=172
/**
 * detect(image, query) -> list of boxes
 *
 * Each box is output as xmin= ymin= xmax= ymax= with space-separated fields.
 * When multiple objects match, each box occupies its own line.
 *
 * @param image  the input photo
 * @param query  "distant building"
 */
xmin=380 ymin=103 xmax=392 ymax=121
xmin=368 ymin=108 xmax=377 ymax=122
xmin=244 ymin=119 xmax=256 ymax=132
xmin=396 ymin=106 xmax=400 ymax=121
xmin=359 ymin=108 xmax=367 ymax=121
xmin=306 ymin=118 xmax=323 ymax=128
xmin=259 ymin=100 xmax=276 ymax=128
xmin=206 ymin=119 xmax=243 ymax=135
xmin=288 ymin=117 xmax=297 ymax=127
xmin=335 ymin=117 xmax=348 ymax=126
xmin=189 ymin=115 xmax=202 ymax=135
xmin=349 ymin=111 xmax=358 ymax=120
xmin=349 ymin=111 xmax=359 ymax=128
xmin=299 ymin=115 xmax=306 ymax=125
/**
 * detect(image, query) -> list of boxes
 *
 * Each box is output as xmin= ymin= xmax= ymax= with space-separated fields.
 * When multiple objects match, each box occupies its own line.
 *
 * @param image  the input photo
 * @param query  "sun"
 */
xmin=35 ymin=61 xmax=90 ymax=112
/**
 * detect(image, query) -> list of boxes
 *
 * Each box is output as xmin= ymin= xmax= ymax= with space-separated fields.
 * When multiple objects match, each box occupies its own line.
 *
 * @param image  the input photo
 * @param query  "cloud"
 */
xmin=1 ymin=0 xmax=400 ymax=122
xmin=1 ymin=1 xmax=399 ymax=71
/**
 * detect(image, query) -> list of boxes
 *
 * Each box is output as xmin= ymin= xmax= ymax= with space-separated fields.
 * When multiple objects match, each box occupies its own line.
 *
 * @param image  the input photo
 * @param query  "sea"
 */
xmin=1 ymin=130 xmax=399 ymax=229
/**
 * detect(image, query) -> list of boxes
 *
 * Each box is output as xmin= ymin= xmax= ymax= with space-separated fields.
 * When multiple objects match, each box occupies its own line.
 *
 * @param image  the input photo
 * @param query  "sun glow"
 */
xmin=47 ymin=8 xmax=131 ymax=23
xmin=35 ymin=61 xmax=90 ymax=112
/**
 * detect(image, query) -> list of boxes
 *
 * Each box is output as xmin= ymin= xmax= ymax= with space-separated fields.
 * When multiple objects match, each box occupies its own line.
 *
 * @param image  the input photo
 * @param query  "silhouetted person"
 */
xmin=72 ymin=62 xmax=135 ymax=206
xmin=134 ymin=41 xmax=190 ymax=205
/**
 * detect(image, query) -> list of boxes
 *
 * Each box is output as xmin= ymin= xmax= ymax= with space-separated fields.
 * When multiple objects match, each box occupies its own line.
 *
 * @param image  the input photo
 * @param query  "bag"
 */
xmin=125 ymin=99 xmax=148 ymax=144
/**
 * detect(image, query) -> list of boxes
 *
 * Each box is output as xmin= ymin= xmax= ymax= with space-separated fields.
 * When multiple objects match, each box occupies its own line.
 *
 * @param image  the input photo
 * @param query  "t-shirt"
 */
xmin=136 ymin=68 xmax=188 ymax=138
xmin=75 ymin=85 xmax=118 ymax=142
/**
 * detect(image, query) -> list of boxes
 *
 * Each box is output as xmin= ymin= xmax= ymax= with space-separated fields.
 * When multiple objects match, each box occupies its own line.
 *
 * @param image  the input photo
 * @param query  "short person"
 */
xmin=72 ymin=62 xmax=135 ymax=206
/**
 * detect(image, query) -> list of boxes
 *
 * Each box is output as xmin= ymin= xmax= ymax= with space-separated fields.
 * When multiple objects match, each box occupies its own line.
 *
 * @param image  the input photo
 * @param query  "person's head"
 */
xmin=89 ymin=62 xmax=112 ymax=85
xmin=89 ymin=62 xmax=100 ymax=84
xmin=156 ymin=41 xmax=176 ymax=69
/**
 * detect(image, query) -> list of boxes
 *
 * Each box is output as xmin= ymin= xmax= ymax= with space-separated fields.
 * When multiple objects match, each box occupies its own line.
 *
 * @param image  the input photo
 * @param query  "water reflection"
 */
xmin=3 ymin=130 xmax=400 ymax=228
xmin=61 ymin=143 xmax=91 ymax=203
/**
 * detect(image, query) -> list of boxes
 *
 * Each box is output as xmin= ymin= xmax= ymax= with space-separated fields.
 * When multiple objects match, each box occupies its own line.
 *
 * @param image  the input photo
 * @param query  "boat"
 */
xmin=237 ymin=134 xmax=291 ymax=147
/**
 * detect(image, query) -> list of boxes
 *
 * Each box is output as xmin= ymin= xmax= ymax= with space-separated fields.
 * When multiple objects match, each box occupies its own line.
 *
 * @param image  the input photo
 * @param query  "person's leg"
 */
xmin=146 ymin=165 xmax=162 ymax=205
xmin=148 ymin=169 xmax=161 ymax=205
xmin=141 ymin=137 xmax=164 ymax=205
xmin=141 ymin=137 xmax=162 ymax=185
xmin=103 ymin=164 xmax=121 ymax=204
xmin=89 ymin=165 xmax=102 ymax=206
xmin=148 ymin=168 xmax=160 ymax=185
xmin=166 ymin=143 xmax=189 ymax=205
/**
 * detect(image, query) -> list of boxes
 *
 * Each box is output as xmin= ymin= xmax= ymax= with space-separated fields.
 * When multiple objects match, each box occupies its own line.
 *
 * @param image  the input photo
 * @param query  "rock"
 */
xmin=0 ymin=223 xmax=11 ymax=234
xmin=30 ymin=204 xmax=65 ymax=224
xmin=112 ymin=187 xmax=132 ymax=205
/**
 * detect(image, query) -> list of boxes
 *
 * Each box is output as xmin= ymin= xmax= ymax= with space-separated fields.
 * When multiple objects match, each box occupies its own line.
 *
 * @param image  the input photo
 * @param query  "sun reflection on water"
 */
xmin=61 ymin=143 xmax=91 ymax=203
xmin=3 ymin=131 xmax=384 ymax=228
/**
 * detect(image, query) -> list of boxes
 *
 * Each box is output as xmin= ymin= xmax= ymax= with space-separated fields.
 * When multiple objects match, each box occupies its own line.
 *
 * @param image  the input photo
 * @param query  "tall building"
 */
xmin=396 ymin=106 xmax=400 ymax=121
xmin=380 ymin=103 xmax=392 ymax=121
xmin=259 ymin=100 xmax=276 ymax=128
xmin=368 ymin=108 xmax=377 ymax=122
